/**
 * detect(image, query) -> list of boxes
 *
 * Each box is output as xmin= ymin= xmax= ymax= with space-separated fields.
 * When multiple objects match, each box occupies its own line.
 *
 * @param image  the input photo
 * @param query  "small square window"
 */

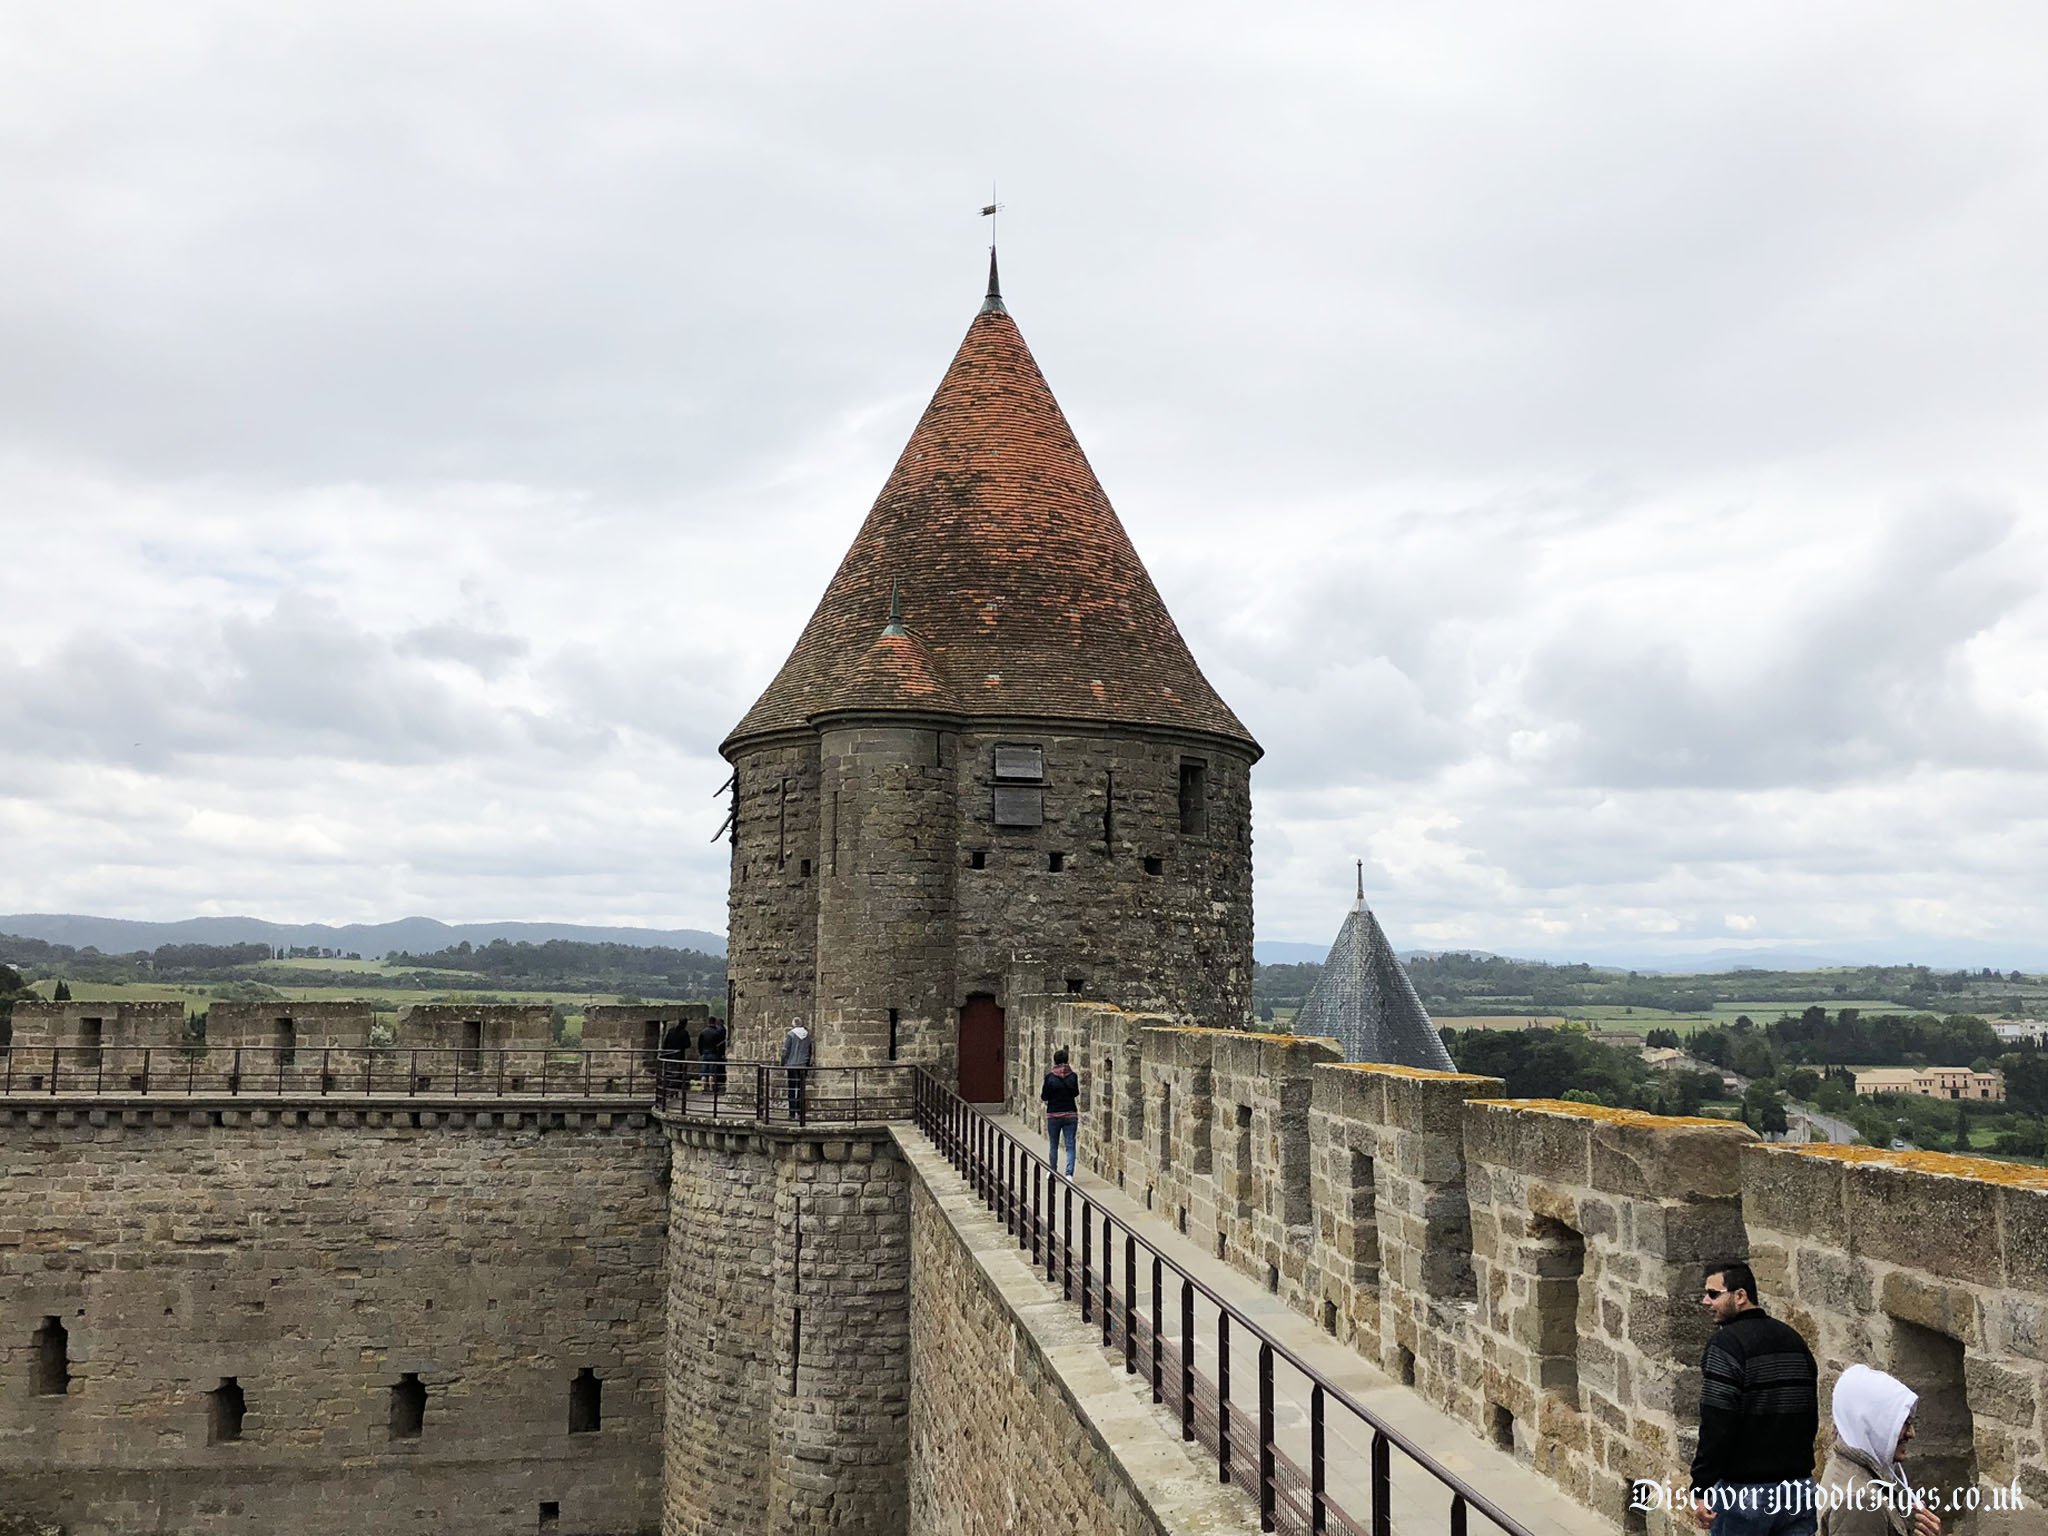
xmin=969 ymin=850 xmax=987 ymax=870
xmin=1065 ymin=978 xmax=1083 ymax=995
xmin=992 ymin=786 xmax=1044 ymax=827
xmin=1047 ymin=851 xmax=1065 ymax=872
xmin=993 ymin=744 xmax=1044 ymax=781
xmin=1144 ymin=856 xmax=1163 ymax=877
xmin=798 ymin=859 xmax=812 ymax=878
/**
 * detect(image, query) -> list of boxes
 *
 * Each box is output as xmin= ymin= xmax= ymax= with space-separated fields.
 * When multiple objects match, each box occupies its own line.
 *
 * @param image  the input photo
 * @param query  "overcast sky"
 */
xmin=2 ymin=3 xmax=2044 ymax=966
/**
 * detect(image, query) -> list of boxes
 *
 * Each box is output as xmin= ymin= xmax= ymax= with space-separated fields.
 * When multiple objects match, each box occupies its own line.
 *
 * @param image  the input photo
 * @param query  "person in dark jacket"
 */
xmin=697 ymin=1015 xmax=728 ymax=1095
xmin=658 ymin=1019 xmax=692 ymax=1104
xmin=1691 ymin=1258 xmax=1820 ymax=1535
xmin=1040 ymin=1049 xmax=1081 ymax=1176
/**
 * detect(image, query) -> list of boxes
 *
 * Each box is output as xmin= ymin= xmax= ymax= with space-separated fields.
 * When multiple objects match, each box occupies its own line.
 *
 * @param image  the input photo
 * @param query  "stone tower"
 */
xmin=720 ymin=255 xmax=1260 ymax=1083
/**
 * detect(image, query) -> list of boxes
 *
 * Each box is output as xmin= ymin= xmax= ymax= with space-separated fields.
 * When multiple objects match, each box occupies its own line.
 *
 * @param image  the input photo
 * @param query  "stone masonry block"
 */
xmin=1842 ymin=1157 xmax=2003 ymax=1284
xmin=1877 ymin=1269 xmax=1982 ymax=1347
xmin=1588 ymin=1114 xmax=1754 ymax=1202
xmin=1741 ymin=1145 xmax=1850 ymax=1248
xmin=1998 ymin=1183 xmax=2048 ymax=1293
xmin=1463 ymin=1101 xmax=1593 ymax=1187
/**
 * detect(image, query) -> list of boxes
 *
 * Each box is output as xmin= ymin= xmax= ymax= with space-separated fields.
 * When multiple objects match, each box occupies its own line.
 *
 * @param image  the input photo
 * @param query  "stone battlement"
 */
xmin=1007 ymin=996 xmax=2047 ymax=1535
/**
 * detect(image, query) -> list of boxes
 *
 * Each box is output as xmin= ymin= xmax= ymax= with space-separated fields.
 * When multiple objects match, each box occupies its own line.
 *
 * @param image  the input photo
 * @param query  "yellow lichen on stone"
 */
xmin=1476 ymin=1098 xmax=1742 ymax=1131
xmin=1761 ymin=1141 xmax=2048 ymax=1189
xmin=1322 ymin=1062 xmax=1498 ymax=1085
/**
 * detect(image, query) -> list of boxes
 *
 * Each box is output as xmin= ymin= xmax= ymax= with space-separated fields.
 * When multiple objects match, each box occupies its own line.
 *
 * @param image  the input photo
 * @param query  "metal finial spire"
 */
xmin=880 ymin=578 xmax=907 ymax=638
xmin=1355 ymin=858 xmax=1367 ymax=912
xmin=979 ymin=188 xmax=1006 ymax=313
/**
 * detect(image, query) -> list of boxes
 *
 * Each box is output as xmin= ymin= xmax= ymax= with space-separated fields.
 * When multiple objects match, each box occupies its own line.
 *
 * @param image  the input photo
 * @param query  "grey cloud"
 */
xmin=396 ymin=622 xmax=530 ymax=675
xmin=2 ymin=597 xmax=603 ymax=769
xmin=1520 ymin=500 xmax=2042 ymax=790
xmin=2 ymin=5 xmax=2045 ymax=958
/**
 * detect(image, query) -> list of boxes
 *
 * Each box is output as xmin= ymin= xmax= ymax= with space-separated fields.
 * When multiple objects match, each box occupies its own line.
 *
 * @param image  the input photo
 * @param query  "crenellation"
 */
xmin=1742 ymin=1143 xmax=2048 ymax=1536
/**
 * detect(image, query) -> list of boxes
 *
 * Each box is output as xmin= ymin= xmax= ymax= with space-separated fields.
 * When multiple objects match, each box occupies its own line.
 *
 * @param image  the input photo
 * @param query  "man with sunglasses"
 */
xmin=1691 ymin=1259 xmax=1820 ymax=1534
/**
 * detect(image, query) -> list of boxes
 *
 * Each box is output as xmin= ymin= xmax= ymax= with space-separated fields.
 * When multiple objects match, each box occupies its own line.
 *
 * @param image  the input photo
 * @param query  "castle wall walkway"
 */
xmin=1006 ymin=997 xmax=2048 ymax=1536
xmin=975 ymin=1106 xmax=1610 ymax=1536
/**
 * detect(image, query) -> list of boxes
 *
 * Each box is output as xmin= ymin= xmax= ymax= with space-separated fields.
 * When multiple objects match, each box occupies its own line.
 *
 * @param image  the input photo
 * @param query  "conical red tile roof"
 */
xmin=724 ymin=284 xmax=1258 ymax=757
xmin=821 ymin=624 xmax=963 ymax=718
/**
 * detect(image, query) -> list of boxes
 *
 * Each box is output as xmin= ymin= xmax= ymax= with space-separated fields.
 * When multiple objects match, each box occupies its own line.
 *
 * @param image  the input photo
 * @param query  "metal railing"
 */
xmin=909 ymin=1071 xmax=1536 ymax=1536
xmin=653 ymin=1061 xmax=915 ymax=1127
xmin=0 ymin=1045 xmax=662 ymax=1100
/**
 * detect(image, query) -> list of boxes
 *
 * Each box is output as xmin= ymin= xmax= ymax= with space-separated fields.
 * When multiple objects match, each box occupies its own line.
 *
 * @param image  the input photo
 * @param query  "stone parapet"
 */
xmin=7 ymin=1001 xmax=189 ymax=1052
xmin=1462 ymin=1101 xmax=1754 ymax=1530
xmin=1311 ymin=1064 xmax=1502 ymax=1407
xmin=1742 ymin=1143 xmax=2048 ymax=1535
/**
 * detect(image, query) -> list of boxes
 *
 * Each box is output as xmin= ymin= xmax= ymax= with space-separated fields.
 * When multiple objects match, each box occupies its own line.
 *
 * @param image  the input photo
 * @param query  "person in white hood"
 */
xmin=1817 ymin=1364 xmax=1939 ymax=1536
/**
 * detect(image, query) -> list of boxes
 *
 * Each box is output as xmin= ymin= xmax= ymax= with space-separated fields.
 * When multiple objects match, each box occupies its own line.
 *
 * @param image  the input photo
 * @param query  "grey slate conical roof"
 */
xmin=1293 ymin=871 xmax=1455 ymax=1072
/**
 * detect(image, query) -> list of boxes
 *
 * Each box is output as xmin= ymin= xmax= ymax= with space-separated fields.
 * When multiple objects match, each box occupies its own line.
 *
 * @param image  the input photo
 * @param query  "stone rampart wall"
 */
xmin=582 ymin=1004 xmax=709 ymax=1059
xmin=0 ymin=1104 xmax=668 ymax=1535
xmin=6 ymin=1002 xmax=188 ymax=1053
xmin=1008 ymin=998 xmax=2048 ymax=1536
xmin=1743 ymin=1144 xmax=2048 ymax=1536
xmin=207 ymin=1001 xmax=373 ymax=1051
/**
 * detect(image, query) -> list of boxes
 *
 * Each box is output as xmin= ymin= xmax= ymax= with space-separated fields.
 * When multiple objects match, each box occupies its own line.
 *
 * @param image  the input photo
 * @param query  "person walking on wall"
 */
xmin=780 ymin=1017 xmax=812 ymax=1124
xmin=1041 ymin=1048 xmax=1080 ymax=1177
xmin=1817 ymin=1365 xmax=1941 ymax=1536
xmin=658 ymin=1017 xmax=692 ymax=1106
xmin=697 ymin=1012 xmax=728 ymax=1096
xmin=1690 ymin=1259 xmax=1820 ymax=1535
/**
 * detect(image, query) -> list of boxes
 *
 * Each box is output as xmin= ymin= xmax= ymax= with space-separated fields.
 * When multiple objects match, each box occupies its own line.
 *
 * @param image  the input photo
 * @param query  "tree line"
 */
xmin=382 ymin=939 xmax=724 ymax=996
xmin=1254 ymin=955 xmax=2038 ymax=1019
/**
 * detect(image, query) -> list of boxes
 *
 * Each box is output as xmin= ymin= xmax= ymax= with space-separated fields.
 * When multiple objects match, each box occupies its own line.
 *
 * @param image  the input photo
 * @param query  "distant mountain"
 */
xmin=0 ymin=914 xmax=726 ymax=959
xmin=1254 ymin=940 xmax=1334 ymax=964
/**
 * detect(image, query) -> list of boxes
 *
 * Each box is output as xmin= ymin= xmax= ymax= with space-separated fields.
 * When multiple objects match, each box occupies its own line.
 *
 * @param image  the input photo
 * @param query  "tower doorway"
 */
xmin=957 ymin=995 xmax=1005 ymax=1103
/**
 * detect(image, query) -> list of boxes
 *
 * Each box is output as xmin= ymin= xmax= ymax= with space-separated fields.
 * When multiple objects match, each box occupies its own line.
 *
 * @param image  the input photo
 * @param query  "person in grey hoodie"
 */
xmin=780 ymin=1018 xmax=812 ymax=1123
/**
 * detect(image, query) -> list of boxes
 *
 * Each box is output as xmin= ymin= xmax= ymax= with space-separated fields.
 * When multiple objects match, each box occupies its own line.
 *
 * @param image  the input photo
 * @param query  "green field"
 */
xmin=1570 ymin=1001 xmax=1904 ymax=1036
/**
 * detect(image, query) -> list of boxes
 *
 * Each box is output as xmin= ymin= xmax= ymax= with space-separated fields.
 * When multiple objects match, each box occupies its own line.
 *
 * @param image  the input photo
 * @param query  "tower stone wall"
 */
xmin=726 ymin=738 xmax=822 ymax=1062
xmin=812 ymin=721 xmax=960 ymax=1067
xmin=727 ymin=723 xmax=1255 ymax=1066
xmin=661 ymin=1121 xmax=910 ymax=1536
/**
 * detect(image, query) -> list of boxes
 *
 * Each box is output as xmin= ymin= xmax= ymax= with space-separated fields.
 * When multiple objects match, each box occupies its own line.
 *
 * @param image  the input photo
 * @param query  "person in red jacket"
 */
xmin=1040 ymin=1049 xmax=1081 ymax=1176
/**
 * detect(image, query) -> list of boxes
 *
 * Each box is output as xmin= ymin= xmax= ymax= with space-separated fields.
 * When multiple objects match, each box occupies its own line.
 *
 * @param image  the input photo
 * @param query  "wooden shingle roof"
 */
xmin=724 ymin=277 xmax=1258 ymax=758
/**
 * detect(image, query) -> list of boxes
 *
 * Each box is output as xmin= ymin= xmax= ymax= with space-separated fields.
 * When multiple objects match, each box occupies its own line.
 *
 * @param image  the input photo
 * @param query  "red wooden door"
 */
xmin=957 ymin=996 xmax=1006 ymax=1103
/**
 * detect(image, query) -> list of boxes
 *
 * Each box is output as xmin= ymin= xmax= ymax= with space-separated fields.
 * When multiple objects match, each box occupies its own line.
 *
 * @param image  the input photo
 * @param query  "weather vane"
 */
xmin=979 ymin=184 xmax=1004 ymax=250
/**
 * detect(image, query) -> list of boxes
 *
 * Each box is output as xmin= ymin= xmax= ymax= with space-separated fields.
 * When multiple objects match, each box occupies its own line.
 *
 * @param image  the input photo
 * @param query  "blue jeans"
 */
xmin=1047 ymin=1117 xmax=1076 ymax=1176
xmin=1708 ymin=1480 xmax=1817 ymax=1536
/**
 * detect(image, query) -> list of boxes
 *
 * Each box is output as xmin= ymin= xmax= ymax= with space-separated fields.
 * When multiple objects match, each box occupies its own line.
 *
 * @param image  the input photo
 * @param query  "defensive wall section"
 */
xmin=1008 ymin=997 xmax=2048 ymax=1536
xmin=0 ymin=1100 xmax=668 ymax=1535
xmin=8 ymin=994 xmax=2045 ymax=1535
